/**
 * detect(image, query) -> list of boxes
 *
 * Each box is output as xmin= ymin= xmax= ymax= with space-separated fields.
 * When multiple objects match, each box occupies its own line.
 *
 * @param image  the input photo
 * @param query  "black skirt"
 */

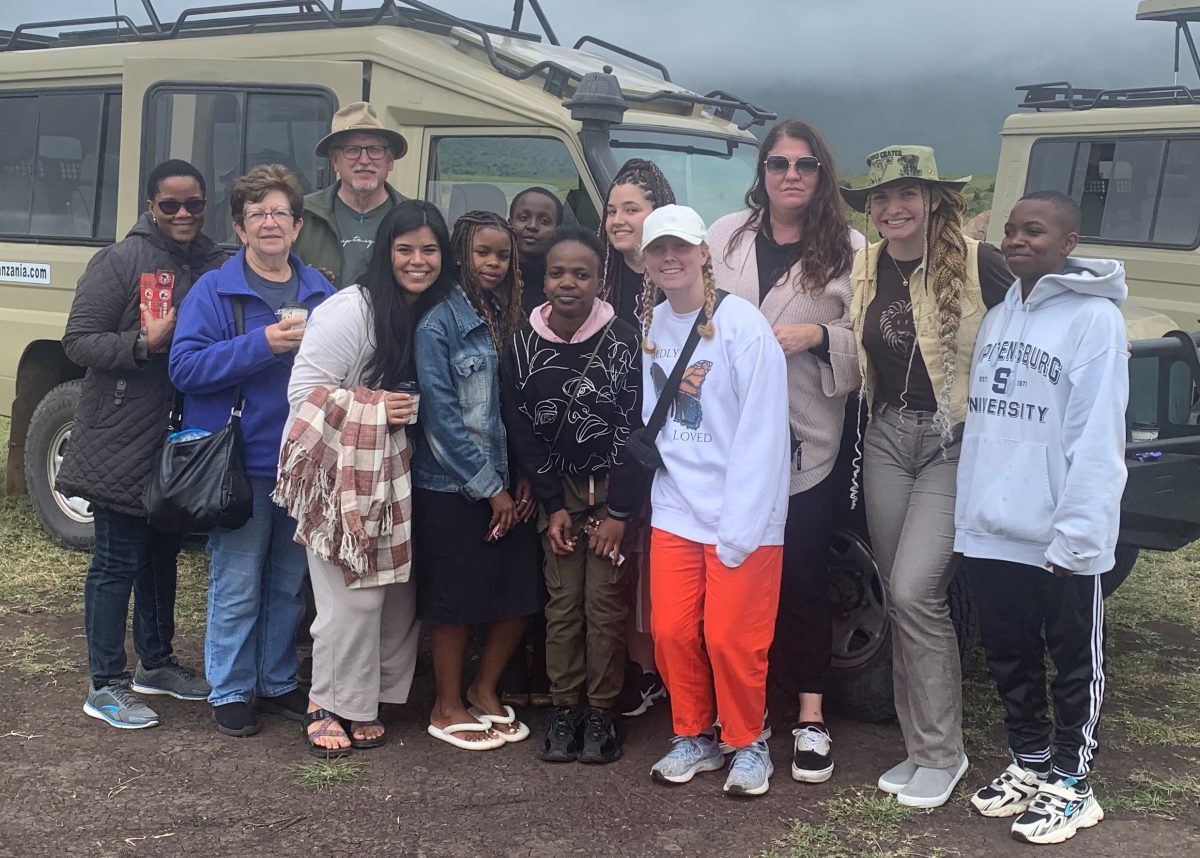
xmin=413 ymin=487 xmax=541 ymax=625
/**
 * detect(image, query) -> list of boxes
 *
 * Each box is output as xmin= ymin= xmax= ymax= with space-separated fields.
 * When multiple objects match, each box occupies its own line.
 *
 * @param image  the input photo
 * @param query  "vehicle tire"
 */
xmin=1101 ymin=544 xmax=1139 ymax=598
xmin=23 ymin=379 xmax=94 ymax=549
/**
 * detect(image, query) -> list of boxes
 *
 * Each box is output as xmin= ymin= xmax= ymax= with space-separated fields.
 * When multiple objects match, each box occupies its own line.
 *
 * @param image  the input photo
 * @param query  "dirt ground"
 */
xmin=2 ymin=607 xmax=1199 ymax=858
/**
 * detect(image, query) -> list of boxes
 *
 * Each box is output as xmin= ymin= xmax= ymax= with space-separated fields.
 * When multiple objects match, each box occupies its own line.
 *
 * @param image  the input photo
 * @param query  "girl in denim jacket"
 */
xmin=412 ymin=210 xmax=540 ymax=750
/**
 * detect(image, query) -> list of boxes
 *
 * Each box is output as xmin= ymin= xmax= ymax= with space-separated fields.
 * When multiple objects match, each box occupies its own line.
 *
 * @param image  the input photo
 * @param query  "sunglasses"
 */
xmin=155 ymin=198 xmax=207 ymax=216
xmin=763 ymin=156 xmax=821 ymax=177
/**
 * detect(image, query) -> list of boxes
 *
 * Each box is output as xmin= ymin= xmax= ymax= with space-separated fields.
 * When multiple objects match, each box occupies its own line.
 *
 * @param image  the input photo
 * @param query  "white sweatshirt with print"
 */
xmin=643 ymin=293 xmax=790 ymax=567
xmin=954 ymin=257 xmax=1129 ymax=575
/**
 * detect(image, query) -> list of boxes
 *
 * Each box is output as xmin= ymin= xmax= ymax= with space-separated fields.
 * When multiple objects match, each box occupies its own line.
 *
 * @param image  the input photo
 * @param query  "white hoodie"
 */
xmin=954 ymin=257 xmax=1129 ymax=575
xmin=643 ymin=294 xmax=790 ymax=567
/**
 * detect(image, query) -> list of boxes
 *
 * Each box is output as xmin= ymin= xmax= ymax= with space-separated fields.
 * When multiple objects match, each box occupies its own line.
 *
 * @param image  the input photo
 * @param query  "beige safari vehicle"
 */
xmin=0 ymin=0 xmax=772 ymax=548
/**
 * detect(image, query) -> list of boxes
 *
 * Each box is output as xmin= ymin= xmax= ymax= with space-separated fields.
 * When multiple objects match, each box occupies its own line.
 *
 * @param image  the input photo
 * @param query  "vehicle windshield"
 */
xmin=584 ymin=127 xmax=759 ymax=226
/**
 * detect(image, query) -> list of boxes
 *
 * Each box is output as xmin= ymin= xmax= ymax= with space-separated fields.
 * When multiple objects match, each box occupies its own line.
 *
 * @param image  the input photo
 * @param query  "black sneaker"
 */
xmin=258 ymin=688 xmax=308 ymax=723
xmin=790 ymin=721 xmax=834 ymax=783
xmin=538 ymin=707 xmax=583 ymax=762
xmin=213 ymin=701 xmax=260 ymax=737
xmin=616 ymin=666 xmax=667 ymax=717
xmin=579 ymin=707 xmax=622 ymax=765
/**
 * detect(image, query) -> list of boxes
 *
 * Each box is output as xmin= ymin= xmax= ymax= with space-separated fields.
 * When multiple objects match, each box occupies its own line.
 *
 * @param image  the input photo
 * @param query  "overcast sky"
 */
xmin=0 ymin=0 xmax=1183 ymax=171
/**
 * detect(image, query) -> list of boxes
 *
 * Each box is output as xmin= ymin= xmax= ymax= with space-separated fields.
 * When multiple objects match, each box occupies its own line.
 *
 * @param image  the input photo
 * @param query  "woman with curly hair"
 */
xmin=842 ymin=146 xmax=1010 ymax=808
xmin=599 ymin=158 xmax=677 ymax=718
xmin=412 ymin=210 xmax=540 ymax=751
xmin=708 ymin=119 xmax=864 ymax=785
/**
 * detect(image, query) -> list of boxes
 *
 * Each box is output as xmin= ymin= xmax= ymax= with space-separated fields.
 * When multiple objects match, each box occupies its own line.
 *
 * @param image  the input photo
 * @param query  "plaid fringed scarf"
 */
xmin=273 ymin=386 xmax=412 ymax=586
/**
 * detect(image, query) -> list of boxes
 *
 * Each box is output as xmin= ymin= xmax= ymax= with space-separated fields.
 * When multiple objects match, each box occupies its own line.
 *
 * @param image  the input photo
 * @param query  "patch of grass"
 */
xmin=759 ymin=788 xmax=950 ymax=858
xmin=3 ymin=628 xmax=78 ymax=679
xmin=292 ymin=760 xmax=367 ymax=791
xmin=1107 ymin=545 xmax=1200 ymax=637
xmin=1095 ymin=770 xmax=1200 ymax=819
xmin=1108 ymin=711 xmax=1200 ymax=750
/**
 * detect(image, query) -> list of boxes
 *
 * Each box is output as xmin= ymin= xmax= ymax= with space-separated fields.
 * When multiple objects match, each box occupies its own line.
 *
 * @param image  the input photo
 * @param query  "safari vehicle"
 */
xmin=0 ymin=0 xmax=772 ymax=548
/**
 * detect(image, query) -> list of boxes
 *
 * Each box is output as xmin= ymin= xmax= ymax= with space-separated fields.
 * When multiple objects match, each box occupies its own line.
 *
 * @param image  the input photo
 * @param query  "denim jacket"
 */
xmin=412 ymin=285 xmax=508 ymax=499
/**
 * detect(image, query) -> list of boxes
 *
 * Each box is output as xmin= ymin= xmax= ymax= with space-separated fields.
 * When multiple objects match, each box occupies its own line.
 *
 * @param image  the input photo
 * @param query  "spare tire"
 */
xmin=1101 ymin=544 xmax=1139 ymax=598
xmin=23 ymin=379 xmax=94 ymax=549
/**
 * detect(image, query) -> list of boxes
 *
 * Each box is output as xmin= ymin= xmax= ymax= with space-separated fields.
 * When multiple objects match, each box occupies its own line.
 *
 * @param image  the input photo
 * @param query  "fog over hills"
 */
xmin=2 ymin=0 xmax=1187 ymax=174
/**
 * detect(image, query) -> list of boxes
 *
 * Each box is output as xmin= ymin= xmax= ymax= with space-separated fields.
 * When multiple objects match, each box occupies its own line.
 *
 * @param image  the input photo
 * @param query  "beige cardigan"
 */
xmin=707 ymin=210 xmax=865 ymax=495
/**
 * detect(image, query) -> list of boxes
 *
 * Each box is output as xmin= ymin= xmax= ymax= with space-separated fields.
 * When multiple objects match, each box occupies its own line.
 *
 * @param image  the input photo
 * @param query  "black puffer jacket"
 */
xmin=56 ymin=214 xmax=226 ymax=516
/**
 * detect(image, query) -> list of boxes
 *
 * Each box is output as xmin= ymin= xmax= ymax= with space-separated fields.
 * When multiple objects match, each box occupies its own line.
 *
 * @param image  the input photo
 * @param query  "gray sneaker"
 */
xmin=650 ymin=734 xmax=725 ymax=784
xmin=878 ymin=759 xmax=919 ymax=794
xmin=84 ymin=681 xmax=160 ymax=730
xmin=132 ymin=660 xmax=211 ymax=701
xmin=897 ymin=755 xmax=970 ymax=808
xmin=723 ymin=739 xmax=774 ymax=797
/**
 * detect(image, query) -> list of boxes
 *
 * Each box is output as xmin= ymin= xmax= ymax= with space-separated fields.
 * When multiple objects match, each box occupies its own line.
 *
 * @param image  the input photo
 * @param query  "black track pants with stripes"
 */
xmin=967 ymin=558 xmax=1106 ymax=779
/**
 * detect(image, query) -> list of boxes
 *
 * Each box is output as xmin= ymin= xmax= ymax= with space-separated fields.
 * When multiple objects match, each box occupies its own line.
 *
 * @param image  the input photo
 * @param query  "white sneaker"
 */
xmin=723 ymin=739 xmax=774 ymax=797
xmin=790 ymin=723 xmax=833 ymax=783
xmin=1010 ymin=778 xmax=1104 ymax=845
xmin=971 ymin=762 xmax=1046 ymax=818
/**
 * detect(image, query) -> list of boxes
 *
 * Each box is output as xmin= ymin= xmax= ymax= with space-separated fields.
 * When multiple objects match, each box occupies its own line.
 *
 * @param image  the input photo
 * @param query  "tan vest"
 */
xmin=850 ymin=236 xmax=987 ymax=427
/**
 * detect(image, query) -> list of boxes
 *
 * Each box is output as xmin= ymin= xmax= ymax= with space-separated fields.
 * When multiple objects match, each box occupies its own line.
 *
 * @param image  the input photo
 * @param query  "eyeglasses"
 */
xmin=241 ymin=209 xmax=296 ymax=226
xmin=335 ymin=144 xmax=391 ymax=161
xmin=155 ymin=198 xmax=207 ymax=216
xmin=763 ymin=156 xmax=822 ymax=177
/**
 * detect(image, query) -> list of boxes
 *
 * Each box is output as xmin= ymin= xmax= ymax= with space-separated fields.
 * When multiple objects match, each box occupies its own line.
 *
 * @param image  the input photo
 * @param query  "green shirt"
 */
xmin=333 ymin=196 xmax=389 ymax=285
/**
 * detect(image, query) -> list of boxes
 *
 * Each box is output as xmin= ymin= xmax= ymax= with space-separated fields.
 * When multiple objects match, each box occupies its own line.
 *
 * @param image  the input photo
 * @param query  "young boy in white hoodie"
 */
xmin=955 ymin=191 xmax=1128 ymax=845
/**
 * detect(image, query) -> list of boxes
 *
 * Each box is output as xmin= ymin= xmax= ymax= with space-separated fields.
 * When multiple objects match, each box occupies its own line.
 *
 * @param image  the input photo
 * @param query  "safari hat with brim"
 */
xmin=839 ymin=145 xmax=971 ymax=212
xmin=315 ymin=101 xmax=408 ymax=159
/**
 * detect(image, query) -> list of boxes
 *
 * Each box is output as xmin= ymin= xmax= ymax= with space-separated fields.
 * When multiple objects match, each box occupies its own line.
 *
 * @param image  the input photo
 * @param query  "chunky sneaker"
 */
xmin=617 ymin=666 xmax=667 ymax=717
xmin=1010 ymin=778 xmax=1104 ymax=845
xmin=716 ymin=711 xmax=772 ymax=755
xmin=878 ymin=759 xmax=919 ymax=794
xmin=132 ymin=660 xmax=210 ymax=701
xmin=650 ymin=734 xmax=725 ymax=784
xmin=539 ymin=708 xmax=583 ymax=763
xmin=723 ymin=739 xmax=774 ymax=797
xmin=971 ymin=762 xmax=1047 ymax=818
xmin=578 ymin=707 xmax=622 ymax=765
xmin=896 ymin=755 xmax=970 ymax=808
xmin=84 ymin=681 xmax=160 ymax=730
xmin=791 ymin=722 xmax=834 ymax=783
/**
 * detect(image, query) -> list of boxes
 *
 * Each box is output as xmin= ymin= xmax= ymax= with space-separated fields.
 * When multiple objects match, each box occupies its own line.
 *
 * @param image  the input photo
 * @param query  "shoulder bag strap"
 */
xmin=230 ymin=296 xmax=245 ymax=417
xmin=644 ymin=291 xmax=727 ymax=439
xmin=550 ymin=317 xmax=615 ymax=450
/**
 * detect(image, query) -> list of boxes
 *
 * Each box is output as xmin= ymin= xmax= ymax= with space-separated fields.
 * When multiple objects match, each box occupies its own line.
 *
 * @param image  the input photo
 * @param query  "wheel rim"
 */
xmin=828 ymin=527 xmax=889 ymax=670
xmin=45 ymin=422 xmax=93 ymax=525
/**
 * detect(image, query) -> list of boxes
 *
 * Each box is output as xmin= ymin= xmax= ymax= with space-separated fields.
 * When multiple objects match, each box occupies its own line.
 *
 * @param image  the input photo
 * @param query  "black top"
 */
xmin=754 ymin=231 xmax=801 ymax=303
xmin=613 ymin=259 xmax=644 ymax=326
xmin=863 ymin=242 xmax=1011 ymax=412
xmin=503 ymin=316 xmax=644 ymax=515
xmin=518 ymin=258 xmax=547 ymax=320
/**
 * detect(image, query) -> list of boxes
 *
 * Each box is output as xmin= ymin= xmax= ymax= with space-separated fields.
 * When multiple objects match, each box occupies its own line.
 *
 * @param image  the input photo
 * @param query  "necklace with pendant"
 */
xmin=889 ymin=252 xmax=918 ymax=288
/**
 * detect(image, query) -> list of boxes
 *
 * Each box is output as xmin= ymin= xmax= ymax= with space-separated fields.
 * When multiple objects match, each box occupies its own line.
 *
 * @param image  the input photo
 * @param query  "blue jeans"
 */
xmin=205 ymin=477 xmax=306 ymax=706
xmin=84 ymin=507 xmax=181 ymax=687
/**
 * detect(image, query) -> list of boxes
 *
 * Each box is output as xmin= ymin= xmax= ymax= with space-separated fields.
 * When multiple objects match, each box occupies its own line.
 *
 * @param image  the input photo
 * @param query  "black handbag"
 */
xmin=626 ymin=292 xmax=727 ymax=471
xmin=143 ymin=297 xmax=253 ymax=532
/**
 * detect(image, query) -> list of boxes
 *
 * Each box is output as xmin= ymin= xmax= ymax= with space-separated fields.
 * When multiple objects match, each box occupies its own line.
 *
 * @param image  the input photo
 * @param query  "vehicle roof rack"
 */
xmin=0 ymin=0 xmax=774 ymax=129
xmin=1017 ymin=80 xmax=1200 ymax=110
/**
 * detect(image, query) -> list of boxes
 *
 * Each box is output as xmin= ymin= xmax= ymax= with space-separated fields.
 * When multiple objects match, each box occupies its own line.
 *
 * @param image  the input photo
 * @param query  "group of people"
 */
xmin=58 ymin=100 xmax=1128 ymax=846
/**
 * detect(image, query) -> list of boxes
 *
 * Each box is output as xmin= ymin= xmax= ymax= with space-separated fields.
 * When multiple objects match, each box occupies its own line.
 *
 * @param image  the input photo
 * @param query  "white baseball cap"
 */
xmin=640 ymin=204 xmax=707 ymax=251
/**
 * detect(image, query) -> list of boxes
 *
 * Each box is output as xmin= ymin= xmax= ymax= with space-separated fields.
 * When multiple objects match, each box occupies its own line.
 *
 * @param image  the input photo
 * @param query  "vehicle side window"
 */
xmin=426 ymin=136 xmax=599 ymax=230
xmin=1027 ymin=136 xmax=1195 ymax=248
xmin=0 ymin=91 xmax=121 ymax=241
xmin=144 ymin=87 xmax=335 ymax=244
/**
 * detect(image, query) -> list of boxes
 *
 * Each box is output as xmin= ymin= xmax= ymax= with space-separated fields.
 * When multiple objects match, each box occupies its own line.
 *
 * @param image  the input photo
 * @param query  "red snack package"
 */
xmin=139 ymin=273 xmax=158 ymax=329
xmin=140 ymin=269 xmax=175 ymax=327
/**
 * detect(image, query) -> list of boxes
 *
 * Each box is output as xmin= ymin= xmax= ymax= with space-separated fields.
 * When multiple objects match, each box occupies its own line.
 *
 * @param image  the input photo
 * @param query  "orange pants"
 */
xmin=649 ymin=528 xmax=783 ymax=749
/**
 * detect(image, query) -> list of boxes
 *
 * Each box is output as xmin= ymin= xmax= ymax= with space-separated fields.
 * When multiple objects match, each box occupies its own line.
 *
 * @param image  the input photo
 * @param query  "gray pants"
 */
xmin=864 ymin=404 xmax=964 ymax=768
xmin=308 ymin=550 xmax=420 ymax=722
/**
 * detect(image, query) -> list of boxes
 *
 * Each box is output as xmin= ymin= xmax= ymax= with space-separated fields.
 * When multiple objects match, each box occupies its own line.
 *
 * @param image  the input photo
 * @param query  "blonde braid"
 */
xmin=926 ymin=186 xmax=968 ymax=439
xmin=640 ymin=276 xmax=659 ymax=354
xmin=697 ymin=256 xmax=717 ymax=339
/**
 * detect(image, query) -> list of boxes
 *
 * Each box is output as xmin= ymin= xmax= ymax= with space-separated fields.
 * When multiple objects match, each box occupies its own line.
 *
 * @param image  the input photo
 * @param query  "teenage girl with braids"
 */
xmin=841 ymin=146 xmax=1011 ymax=808
xmin=637 ymin=205 xmax=790 ymax=798
xmin=708 ymin=118 xmax=865 ymax=785
xmin=600 ymin=158 xmax=677 ymax=718
xmin=412 ymin=210 xmax=540 ymax=751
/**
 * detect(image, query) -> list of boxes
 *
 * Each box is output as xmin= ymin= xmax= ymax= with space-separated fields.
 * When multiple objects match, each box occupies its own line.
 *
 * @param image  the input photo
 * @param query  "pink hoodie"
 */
xmin=528 ymin=298 xmax=615 ymax=344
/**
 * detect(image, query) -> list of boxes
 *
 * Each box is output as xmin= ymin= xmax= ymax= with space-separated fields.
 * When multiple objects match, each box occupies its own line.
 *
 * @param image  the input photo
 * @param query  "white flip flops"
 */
xmin=426 ymin=720 xmax=506 ymax=751
xmin=469 ymin=705 xmax=531 ymax=743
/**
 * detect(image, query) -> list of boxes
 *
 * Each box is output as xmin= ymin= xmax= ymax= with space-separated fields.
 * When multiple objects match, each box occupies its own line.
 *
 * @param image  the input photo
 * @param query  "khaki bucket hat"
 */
xmin=840 ymin=145 xmax=971 ymax=212
xmin=315 ymin=101 xmax=408 ymax=159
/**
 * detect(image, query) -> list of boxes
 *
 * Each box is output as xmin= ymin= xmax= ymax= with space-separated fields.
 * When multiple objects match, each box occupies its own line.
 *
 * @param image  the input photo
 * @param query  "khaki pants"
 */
xmin=863 ymin=404 xmax=964 ymax=768
xmin=541 ymin=474 xmax=627 ymax=708
xmin=307 ymin=550 xmax=420 ymax=722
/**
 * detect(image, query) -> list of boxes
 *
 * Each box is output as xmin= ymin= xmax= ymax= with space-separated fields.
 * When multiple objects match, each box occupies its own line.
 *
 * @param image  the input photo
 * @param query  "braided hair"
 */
xmin=600 ymin=158 xmax=676 ymax=317
xmin=450 ymin=210 xmax=523 ymax=356
xmin=640 ymin=242 xmax=717 ymax=354
xmin=924 ymin=185 xmax=969 ymax=439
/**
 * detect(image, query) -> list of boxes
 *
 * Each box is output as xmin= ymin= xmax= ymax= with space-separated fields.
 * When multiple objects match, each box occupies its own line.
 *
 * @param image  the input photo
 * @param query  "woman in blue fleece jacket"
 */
xmin=169 ymin=165 xmax=333 ymax=737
